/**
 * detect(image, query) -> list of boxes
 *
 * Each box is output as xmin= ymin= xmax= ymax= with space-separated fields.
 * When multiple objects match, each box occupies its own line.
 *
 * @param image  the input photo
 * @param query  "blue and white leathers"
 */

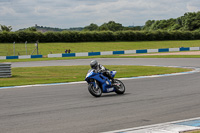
xmin=85 ymin=69 xmax=116 ymax=93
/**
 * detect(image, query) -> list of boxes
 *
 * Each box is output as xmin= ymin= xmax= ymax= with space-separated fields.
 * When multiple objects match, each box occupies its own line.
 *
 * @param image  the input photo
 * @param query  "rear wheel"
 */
xmin=114 ymin=79 xmax=125 ymax=94
xmin=88 ymin=83 xmax=102 ymax=97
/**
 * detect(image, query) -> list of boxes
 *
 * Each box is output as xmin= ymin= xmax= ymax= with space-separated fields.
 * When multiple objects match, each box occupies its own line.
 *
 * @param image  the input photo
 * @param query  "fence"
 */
xmin=0 ymin=42 xmax=38 ymax=56
xmin=0 ymin=63 xmax=12 ymax=78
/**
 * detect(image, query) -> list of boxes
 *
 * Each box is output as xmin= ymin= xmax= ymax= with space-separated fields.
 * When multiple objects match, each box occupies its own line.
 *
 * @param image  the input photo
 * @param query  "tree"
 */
xmin=98 ymin=23 xmax=109 ymax=31
xmin=83 ymin=23 xmax=99 ymax=31
xmin=0 ymin=25 xmax=12 ymax=32
xmin=143 ymin=11 xmax=200 ymax=31
xmin=142 ymin=20 xmax=155 ymax=30
xmin=99 ymin=21 xmax=123 ymax=31
xmin=26 ymin=27 xmax=37 ymax=31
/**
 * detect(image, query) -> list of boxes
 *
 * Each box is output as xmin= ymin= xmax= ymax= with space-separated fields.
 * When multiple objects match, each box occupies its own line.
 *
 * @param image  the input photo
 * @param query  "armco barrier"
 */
xmin=0 ymin=63 xmax=11 ymax=78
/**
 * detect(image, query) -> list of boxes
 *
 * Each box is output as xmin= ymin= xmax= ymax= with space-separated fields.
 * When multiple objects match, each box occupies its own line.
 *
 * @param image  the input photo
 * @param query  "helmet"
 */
xmin=90 ymin=60 xmax=98 ymax=69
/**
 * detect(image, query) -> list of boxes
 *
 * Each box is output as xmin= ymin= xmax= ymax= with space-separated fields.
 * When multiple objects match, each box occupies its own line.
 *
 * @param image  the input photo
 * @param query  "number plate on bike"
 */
xmin=107 ymin=87 xmax=114 ymax=92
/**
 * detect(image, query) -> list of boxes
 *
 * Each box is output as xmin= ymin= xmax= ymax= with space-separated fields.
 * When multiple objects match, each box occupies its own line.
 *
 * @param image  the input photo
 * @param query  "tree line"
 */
xmin=0 ymin=11 xmax=200 ymax=43
xmin=18 ymin=25 xmax=84 ymax=32
xmin=143 ymin=11 xmax=200 ymax=31
xmin=83 ymin=21 xmax=142 ymax=31
xmin=83 ymin=11 xmax=200 ymax=31
xmin=1 ymin=11 xmax=200 ymax=33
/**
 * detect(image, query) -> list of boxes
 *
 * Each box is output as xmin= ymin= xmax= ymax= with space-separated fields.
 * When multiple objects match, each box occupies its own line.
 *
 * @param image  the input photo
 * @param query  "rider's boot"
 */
xmin=111 ymin=78 xmax=115 ymax=86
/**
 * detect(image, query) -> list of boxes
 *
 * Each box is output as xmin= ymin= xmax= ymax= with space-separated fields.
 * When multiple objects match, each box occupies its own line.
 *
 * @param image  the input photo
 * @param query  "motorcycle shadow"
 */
xmin=101 ymin=93 xmax=130 ymax=98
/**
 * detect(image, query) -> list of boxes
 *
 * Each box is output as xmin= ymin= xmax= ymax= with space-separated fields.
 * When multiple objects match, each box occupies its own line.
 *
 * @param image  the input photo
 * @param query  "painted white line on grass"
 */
xmin=120 ymin=66 xmax=200 ymax=81
xmin=0 ymin=81 xmax=86 ymax=90
xmin=0 ymin=66 xmax=200 ymax=90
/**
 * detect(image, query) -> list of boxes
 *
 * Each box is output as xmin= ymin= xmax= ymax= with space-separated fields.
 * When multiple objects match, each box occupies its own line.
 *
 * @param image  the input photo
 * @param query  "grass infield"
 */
xmin=0 ymin=65 xmax=191 ymax=87
xmin=1 ymin=40 xmax=200 ymax=56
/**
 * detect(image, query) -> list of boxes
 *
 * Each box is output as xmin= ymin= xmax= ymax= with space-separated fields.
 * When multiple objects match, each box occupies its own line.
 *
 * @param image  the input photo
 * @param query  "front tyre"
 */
xmin=88 ymin=84 xmax=102 ymax=97
xmin=114 ymin=79 xmax=125 ymax=94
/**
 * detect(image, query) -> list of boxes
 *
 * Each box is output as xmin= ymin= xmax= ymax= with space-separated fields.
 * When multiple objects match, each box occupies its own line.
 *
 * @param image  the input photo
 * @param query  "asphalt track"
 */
xmin=1 ymin=58 xmax=200 ymax=133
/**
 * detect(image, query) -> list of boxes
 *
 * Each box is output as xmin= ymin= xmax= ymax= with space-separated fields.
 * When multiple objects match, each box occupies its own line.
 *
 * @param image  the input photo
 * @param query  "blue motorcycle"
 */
xmin=85 ymin=69 xmax=125 ymax=97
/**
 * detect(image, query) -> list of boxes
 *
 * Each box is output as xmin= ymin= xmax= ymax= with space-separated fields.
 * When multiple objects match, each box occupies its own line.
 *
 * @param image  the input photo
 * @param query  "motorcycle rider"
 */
xmin=90 ymin=60 xmax=114 ymax=85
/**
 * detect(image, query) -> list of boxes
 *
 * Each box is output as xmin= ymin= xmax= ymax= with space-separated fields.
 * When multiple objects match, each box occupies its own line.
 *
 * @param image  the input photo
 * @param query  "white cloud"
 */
xmin=0 ymin=0 xmax=199 ymax=31
xmin=187 ymin=0 xmax=200 ymax=12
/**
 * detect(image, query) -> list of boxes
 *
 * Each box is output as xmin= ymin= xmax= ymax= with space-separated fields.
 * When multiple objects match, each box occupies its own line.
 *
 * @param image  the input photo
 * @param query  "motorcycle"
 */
xmin=85 ymin=69 xmax=125 ymax=97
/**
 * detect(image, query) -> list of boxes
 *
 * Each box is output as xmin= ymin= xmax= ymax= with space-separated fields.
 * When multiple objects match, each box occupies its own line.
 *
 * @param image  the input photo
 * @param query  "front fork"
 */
xmin=94 ymin=80 xmax=99 ymax=89
xmin=88 ymin=80 xmax=99 ymax=90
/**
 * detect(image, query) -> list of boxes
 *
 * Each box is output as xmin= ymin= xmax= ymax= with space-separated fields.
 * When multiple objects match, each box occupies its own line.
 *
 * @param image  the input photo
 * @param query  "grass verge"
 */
xmin=0 ymin=65 xmax=191 ymax=87
xmin=1 ymin=40 xmax=200 ymax=56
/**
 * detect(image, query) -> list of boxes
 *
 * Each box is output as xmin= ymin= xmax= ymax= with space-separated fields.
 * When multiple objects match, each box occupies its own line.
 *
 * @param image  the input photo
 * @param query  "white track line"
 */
xmin=102 ymin=117 xmax=200 ymax=133
xmin=1 ymin=66 xmax=200 ymax=90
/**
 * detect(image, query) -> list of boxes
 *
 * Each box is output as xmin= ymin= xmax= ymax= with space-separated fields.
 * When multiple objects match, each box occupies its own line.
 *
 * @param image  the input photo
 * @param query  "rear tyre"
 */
xmin=114 ymin=79 xmax=125 ymax=94
xmin=88 ymin=84 xmax=102 ymax=97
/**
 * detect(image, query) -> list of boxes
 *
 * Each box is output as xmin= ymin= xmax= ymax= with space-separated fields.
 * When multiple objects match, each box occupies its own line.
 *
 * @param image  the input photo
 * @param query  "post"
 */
xmin=25 ymin=41 xmax=27 ymax=55
xmin=13 ymin=42 xmax=15 ymax=56
xmin=36 ymin=41 xmax=39 ymax=55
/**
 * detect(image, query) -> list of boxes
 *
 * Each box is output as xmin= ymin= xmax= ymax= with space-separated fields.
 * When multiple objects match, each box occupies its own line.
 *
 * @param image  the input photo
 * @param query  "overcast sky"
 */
xmin=0 ymin=0 xmax=199 ymax=31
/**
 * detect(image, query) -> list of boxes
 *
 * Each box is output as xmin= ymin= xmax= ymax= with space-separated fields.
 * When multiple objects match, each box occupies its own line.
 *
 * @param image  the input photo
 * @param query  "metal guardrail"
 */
xmin=0 ymin=63 xmax=12 ymax=78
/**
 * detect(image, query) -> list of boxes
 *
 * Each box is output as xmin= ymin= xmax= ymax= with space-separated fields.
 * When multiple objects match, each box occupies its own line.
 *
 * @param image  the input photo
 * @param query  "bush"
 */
xmin=44 ymin=32 xmax=62 ymax=42
xmin=0 ymin=30 xmax=200 ymax=43
xmin=116 ymin=31 xmax=137 ymax=41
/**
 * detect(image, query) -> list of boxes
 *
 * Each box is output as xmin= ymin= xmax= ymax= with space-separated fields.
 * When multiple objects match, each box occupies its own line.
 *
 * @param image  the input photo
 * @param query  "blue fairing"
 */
xmin=85 ymin=69 xmax=116 ymax=93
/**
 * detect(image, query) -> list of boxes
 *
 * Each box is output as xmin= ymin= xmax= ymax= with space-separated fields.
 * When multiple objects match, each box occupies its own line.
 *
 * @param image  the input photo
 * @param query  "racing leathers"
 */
xmin=95 ymin=63 xmax=114 ymax=84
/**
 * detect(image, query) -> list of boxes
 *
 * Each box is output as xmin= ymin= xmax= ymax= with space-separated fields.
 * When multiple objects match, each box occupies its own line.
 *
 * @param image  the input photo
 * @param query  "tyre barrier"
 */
xmin=0 ymin=63 xmax=12 ymax=78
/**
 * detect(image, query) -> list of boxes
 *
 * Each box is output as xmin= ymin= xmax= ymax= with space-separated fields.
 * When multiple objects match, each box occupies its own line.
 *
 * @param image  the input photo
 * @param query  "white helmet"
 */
xmin=90 ymin=60 xmax=98 ymax=69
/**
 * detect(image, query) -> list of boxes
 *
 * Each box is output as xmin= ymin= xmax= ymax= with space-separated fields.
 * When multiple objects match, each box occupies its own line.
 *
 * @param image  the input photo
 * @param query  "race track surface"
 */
xmin=1 ymin=58 xmax=200 ymax=133
xmin=11 ymin=58 xmax=200 ymax=68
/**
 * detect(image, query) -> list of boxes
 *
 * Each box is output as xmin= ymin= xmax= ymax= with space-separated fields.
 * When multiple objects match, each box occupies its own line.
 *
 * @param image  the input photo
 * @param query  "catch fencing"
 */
xmin=0 ymin=63 xmax=12 ymax=78
xmin=0 ymin=42 xmax=38 ymax=56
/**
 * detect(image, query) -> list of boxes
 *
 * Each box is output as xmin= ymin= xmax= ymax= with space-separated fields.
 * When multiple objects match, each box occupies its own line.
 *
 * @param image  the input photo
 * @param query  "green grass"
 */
xmin=1 ymin=40 xmax=200 ymax=56
xmin=0 ymin=65 xmax=191 ymax=87
xmin=1 ymin=53 xmax=200 ymax=63
xmin=1 ymin=40 xmax=200 ymax=62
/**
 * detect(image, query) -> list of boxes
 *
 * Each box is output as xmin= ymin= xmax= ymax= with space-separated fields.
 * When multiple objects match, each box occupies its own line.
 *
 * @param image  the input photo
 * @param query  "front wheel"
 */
xmin=114 ymin=79 xmax=125 ymax=94
xmin=88 ymin=84 xmax=102 ymax=97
